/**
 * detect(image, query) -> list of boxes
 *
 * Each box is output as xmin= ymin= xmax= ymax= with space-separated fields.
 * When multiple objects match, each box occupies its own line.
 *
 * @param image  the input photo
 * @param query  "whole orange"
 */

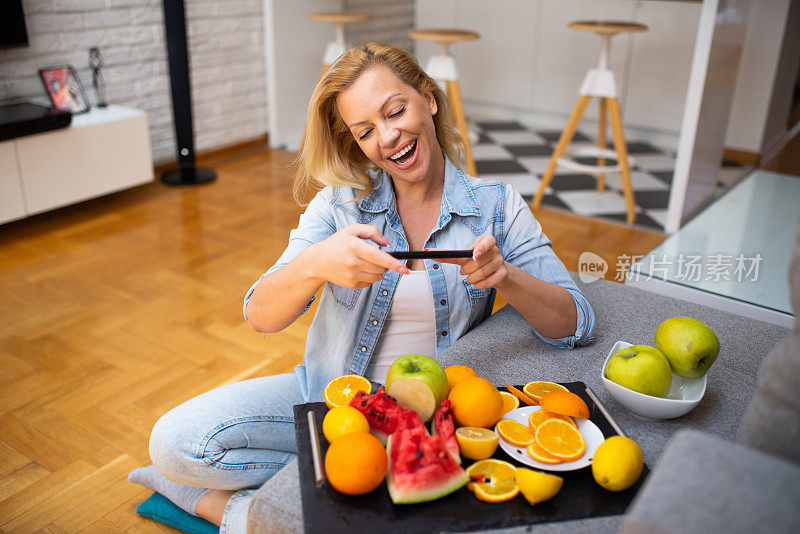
xmin=448 ymin=376 xmax=504 ymax=428
xmin=445 ymin=365 xmax=478 ymax=391
xmin=324 ymin=431 xmax=387 ymax=495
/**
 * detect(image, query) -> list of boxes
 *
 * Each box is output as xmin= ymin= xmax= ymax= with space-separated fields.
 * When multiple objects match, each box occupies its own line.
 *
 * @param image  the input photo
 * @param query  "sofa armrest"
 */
xmin=622 ymin=429 xmax=800 ymax=534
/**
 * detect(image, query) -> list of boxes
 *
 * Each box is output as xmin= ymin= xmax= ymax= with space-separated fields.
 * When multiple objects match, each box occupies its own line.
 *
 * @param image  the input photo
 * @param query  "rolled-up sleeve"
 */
xmin=499 ymin=184 xmax=595 ymax=348
xmin=243 ymin=188 xmax=337 ymax=324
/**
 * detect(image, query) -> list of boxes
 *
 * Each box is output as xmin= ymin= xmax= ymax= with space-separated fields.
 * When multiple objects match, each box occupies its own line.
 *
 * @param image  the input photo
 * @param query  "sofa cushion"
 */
xmin=622 ymin=429 xmax=800 ymax=534
xmin=736 ymin=214 xmax=800 ymax=463
xmin=248 ymin=459 xmax=304 ymax=534
xmin=790 ymin=214 xmax=800 ymax=330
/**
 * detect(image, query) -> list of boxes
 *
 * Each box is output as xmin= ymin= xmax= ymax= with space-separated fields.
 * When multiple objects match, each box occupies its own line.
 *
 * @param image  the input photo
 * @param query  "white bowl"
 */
xmin=601 ymin=341 xmax=707 ymax=420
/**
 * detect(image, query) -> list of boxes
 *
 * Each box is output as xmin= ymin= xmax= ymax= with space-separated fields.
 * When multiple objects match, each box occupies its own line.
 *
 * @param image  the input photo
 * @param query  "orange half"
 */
xmin=324 ymin=374 xmax=372 ymax=409
xmin=540 ymin=391 xmax=590 ymax=419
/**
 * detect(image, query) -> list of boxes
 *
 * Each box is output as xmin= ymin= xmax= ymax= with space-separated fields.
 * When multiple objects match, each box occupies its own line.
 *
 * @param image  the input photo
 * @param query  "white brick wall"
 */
xmin=344 ymin=0 xmax=415 ymax=54
xmin=0 ymin=0 xmax=267 ymax=163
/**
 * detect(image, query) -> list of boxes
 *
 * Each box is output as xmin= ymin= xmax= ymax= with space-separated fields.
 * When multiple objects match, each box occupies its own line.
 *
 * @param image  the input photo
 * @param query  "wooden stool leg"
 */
xmin=597 ymin=98 xmax=607 ymax=192
xmin=446 ymin=79 xmax=477 ymax=176
xmin=607 ymin=98 xmax=636 ymax=224
xmin=532 ymin=95 xmax=592 ymax=210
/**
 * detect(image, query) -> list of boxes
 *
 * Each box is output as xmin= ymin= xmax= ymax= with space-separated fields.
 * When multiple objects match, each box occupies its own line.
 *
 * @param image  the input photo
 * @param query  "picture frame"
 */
xmin=38 ymin=65 xmax=90 ymax=114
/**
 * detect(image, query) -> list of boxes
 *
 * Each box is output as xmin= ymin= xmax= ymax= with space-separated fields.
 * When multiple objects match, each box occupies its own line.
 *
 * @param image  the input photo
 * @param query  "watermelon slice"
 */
xmin=350 ymin=387 xmax=425 ymax=444
xmin=431 ymin=399 xmax=461 ymax=465
xmin=386 ymin=425 xmax=469 ymax=504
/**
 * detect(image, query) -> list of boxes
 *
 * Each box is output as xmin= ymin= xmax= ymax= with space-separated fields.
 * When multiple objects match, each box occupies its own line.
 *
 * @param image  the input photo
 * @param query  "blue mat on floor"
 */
xmin=136 ymin=492 xmax=219 ymax=534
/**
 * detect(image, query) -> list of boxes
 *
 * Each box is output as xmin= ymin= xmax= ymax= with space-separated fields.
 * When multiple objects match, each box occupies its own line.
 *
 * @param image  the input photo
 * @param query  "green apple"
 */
xmin=606 ymin=345 xmax=672 ymax=397
xmin=655 ymin=317 xmax=720 ymax=378
xmin=385 ymin=354 xmax=449 ymax=422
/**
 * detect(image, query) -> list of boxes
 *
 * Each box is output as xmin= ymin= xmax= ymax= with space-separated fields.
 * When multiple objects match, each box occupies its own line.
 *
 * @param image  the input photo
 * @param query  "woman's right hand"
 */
xmin=308 ymin=224 xmax=409 ymax=288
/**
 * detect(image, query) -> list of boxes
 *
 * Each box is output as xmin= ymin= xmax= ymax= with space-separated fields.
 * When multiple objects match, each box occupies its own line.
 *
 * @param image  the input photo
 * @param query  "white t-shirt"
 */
xmin=365 ymin=269 xmax=437 ymax=383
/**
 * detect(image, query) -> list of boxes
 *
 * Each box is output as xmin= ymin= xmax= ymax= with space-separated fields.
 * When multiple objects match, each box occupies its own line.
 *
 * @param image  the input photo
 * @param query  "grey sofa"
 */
xmin=248 ymin=226 xmax=800 ymax=533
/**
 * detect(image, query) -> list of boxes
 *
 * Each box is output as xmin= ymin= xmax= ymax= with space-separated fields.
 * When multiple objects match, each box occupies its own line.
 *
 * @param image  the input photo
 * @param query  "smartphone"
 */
xmin=389 ymin=250 xmax=473 ymax=260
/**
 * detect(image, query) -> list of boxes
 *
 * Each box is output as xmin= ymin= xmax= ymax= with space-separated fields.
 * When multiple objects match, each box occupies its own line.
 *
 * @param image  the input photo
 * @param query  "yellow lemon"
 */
xmin=322 ymin=406 xmax=370 ymax=443
xmin=515 ymin=467 xmax=563 ymax=505
xmin=455 ymin=427 xmax=499 ymax=460
xmin=591 ymin=436 xmax=643 ymax=491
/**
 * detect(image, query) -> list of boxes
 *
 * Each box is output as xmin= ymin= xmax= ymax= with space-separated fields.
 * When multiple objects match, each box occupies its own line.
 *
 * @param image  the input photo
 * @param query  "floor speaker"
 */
xmin=161 ymin=0 xmax=216 ymax=185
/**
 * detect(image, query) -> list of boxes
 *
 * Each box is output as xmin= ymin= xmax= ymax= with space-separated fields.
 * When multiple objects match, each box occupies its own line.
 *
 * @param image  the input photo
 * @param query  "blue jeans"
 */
xmin=148 ymin=365 xmax=309 ymax=533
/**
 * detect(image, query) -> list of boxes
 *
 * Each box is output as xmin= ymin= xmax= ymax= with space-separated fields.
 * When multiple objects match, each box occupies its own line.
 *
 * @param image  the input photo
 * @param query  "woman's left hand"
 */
xmin=432 ymin=235 xmax=508 ymax=289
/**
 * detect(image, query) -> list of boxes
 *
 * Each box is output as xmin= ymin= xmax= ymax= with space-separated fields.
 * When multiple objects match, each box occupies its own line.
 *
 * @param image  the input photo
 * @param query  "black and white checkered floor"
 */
xmin=471 ymin=120 xmax=745 ymax=232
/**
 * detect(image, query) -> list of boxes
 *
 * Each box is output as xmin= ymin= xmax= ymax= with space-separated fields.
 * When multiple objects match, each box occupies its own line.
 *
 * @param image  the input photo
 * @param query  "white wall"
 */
xmin=725 ymin=0 xmax=793 ymax=153
xmin=415 ymin=0 xmax=791 ymax=156
xmin=0 ymin=0 xmax=267 ymax=163
xmin=344 ymin=0 xmax=414 ymax=51
xmin=266 ymin=0 xmax=415 ymax=151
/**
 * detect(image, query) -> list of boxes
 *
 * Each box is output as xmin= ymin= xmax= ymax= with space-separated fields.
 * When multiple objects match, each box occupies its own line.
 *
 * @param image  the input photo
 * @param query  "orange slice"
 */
xmin=526 ymin=442 xmax=562 ymax=464
xmin=506 ymin=384 xmax=537 ymax=406
xmin=499 ymin=391 xmax=520 ymax=416
xmin=324 ymin=374 xmax=372 ymax=409
xmin=528 ymin=409 xmax=577 ymax=432
xmin=534 ymin=418 xmax=586 ymax=462
xmin=540 ymin=391 xmax=590 ymax=419
xmin=465 ymin=459 xmax=519 ymax=503
xmin=496 ymin=419 xmax=535 ymax=447
xmin=522 ymin=381 xmax=569 ymax=404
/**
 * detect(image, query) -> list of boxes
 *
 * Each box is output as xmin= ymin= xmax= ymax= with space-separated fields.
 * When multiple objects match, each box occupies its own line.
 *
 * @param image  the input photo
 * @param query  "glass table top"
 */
xmin=630 ymin=170 xmax=800 ymax=315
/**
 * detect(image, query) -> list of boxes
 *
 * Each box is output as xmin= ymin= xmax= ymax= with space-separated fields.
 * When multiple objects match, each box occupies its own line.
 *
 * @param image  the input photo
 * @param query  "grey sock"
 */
xmin=128 ymin=465 xmax=212 ymax=517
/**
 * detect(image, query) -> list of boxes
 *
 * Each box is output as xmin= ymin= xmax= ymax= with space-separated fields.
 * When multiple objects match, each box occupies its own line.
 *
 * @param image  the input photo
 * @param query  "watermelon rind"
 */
xmin=385 ymin=431 xmax=469 ymax=505
xmin=388 ymin=469 xmax=469 ymax=505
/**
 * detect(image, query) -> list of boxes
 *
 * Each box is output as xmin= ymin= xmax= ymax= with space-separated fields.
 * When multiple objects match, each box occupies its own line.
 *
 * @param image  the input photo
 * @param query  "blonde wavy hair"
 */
xmin=293 ymin=41 xmax=464 ymax=204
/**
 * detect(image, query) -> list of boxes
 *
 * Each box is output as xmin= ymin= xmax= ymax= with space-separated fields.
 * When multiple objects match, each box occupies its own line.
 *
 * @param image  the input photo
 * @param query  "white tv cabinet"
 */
xmin=0 ymin=105 xmax=153 ymax=225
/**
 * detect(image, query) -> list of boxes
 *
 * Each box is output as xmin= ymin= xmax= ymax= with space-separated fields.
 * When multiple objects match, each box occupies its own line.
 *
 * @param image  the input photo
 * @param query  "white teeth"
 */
xmin=389 ymin=140 xmax=416 ymax=161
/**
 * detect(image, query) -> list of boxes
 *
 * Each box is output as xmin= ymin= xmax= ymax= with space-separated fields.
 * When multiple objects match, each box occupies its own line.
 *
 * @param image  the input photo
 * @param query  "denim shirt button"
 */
xmin=440 ymin=299 xmax=446 ymax=306
xmin=361 ymin=346 xmax=367 ymax=352
xmin=441 ymin=330 xmax=447 ymax=337
xmin=433 ymin=264 xmax=439 ymax=270
xmin=372 ymin=320 xmax=378 ymax=326
xmin=382 ymin=290 xmax=388 ymax=296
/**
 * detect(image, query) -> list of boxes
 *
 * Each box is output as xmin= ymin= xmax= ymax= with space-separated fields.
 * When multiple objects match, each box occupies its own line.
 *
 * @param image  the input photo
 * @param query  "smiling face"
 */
xmin=336 ymin=65 xmax=445 ymax=187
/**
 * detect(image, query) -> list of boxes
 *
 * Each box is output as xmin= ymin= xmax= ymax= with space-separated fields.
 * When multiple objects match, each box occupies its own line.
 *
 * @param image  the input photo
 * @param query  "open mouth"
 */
xmin=388 ymin=140 xmax=418 ymax=168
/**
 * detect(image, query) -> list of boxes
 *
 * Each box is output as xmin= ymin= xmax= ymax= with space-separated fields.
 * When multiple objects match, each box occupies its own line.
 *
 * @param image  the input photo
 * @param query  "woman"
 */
xmin=129 ymin=42 xmax=594 ymax=532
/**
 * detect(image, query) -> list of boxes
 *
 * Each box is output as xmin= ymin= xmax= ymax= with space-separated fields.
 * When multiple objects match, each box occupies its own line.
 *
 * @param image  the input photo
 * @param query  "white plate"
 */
xmin=495 ymin=405 xmax=605 ymax=472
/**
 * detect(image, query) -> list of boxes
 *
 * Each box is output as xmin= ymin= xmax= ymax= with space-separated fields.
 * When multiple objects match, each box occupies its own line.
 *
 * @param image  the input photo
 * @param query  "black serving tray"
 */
xmin=294 ymin=381 xmax=647 ymax=534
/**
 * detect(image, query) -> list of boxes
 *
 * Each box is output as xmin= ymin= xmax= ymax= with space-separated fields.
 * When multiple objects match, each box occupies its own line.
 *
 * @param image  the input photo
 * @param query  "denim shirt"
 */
xmin=244 ymin=157 xmax=595 ymax=401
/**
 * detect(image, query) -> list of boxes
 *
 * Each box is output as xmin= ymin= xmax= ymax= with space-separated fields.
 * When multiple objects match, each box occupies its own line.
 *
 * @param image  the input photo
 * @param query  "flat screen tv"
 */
xmin=0 ymin=0 xmax=29 ymax=49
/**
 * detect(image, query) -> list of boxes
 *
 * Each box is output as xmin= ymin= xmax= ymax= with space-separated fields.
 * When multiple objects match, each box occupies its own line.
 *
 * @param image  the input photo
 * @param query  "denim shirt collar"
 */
xmin=356 ymin=155 xmax=482 ymax=218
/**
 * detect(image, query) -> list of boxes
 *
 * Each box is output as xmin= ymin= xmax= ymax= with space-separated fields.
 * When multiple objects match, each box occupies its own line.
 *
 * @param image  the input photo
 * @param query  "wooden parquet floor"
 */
xmin=0 ymin=147 xmax=665 ymax=533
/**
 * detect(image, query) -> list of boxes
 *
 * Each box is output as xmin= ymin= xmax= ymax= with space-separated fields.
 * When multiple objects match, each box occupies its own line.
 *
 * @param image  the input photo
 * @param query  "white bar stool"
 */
xmin=532 ymin=21 xmax=648 ymax=224
xmin=410 ymin=29 xmax=479 ymax=177
xmin=309 ymin=11 xmax=372 ymax=78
